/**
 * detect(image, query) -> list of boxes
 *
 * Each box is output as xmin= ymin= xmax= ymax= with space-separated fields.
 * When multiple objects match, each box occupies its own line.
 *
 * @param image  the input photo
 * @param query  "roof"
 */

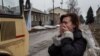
xmin=49 ymin=7 xmax=68 ymax=13
xmin=24 ymin=7 xmax=44 ymax=13
xmin=31 ymin=7 xmax=44 ymax=13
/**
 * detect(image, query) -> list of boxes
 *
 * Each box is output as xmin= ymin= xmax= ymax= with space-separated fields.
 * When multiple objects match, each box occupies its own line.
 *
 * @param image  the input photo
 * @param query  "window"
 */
xmin=31 ymin=15 xmax=33 ymax=21
xmin=0 ymin=0 xmax=22 ymax=17
xmin=0 ymin=21 xmax=16 ymax=41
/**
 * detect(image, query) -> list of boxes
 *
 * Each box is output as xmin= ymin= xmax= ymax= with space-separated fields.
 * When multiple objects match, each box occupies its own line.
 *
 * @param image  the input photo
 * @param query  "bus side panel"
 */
xmin=0 ymin=18 xmax=29 ymax=56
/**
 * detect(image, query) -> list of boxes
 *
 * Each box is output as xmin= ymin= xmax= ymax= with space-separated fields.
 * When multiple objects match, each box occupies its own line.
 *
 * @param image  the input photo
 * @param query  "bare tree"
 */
xmin=67 ymin=0 xmax=80 ymax=15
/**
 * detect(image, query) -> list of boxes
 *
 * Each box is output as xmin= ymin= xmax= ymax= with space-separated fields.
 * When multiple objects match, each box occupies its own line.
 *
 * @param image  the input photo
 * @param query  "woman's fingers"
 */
xmin=62 ymin=26 xmax=69 ymax=31
xmin=60 ymin=23 xmax=69 ymax=33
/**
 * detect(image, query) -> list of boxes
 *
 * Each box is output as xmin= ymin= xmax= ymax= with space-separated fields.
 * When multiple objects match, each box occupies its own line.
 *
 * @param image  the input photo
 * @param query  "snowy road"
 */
xmin=29 ymin=29 xmax=58 ymax=56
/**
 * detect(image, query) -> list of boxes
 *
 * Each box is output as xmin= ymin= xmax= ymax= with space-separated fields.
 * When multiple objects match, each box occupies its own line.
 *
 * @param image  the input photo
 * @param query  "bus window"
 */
xmin=0 ymin=21 xmax=16 ymax=41
xmin=0 ymin=0 xmax=22 ymax=17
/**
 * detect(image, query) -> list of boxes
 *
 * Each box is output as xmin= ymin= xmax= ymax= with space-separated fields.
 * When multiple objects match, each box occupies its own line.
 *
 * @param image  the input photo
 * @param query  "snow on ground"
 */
xmin=32 ymin=25 xmax=59 ymax=30
xmin=44 ymin=25 xmax=57 ymax=29
xmin=55 ymin=24 xmax=60 ymax=27
xmin=32 ymin=26 xmax=46 ymax=30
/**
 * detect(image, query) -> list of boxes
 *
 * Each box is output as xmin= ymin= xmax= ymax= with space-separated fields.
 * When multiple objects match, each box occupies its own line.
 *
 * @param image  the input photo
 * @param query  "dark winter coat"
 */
xmin=48 ymin=28 xmax=87 ymax=56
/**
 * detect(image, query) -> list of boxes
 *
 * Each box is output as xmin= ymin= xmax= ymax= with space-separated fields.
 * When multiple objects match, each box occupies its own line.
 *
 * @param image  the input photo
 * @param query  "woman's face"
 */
xmin=60 ymin=17 xmax=75 ymax=31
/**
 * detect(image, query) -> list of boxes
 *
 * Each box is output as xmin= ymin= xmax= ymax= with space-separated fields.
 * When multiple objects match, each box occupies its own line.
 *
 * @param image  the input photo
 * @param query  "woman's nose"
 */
xmin=62 ymin=23 xmax=67 ymax=27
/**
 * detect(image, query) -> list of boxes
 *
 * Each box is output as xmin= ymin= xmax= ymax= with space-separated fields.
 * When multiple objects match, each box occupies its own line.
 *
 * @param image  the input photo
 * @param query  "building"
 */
xmin=49 ymin=7 xmax=68 ymax=16
xmin=49 ymin=7 xmax=68 ymax=25
xmin=24 ymin=7 xmax=51 ymax=27
xmin=49 ymin=13 xmax=60 ymax=25
xmin=95 ymin=7 xmax=100 ymax=25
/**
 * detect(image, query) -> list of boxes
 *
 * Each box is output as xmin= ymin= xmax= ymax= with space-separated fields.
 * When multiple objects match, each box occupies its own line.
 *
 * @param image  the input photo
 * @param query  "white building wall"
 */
xmin=50 ymin=8 xmax=67 ymax=16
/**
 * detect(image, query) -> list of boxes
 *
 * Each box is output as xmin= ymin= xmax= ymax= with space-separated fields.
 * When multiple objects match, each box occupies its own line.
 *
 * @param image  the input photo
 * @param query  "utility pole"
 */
xmin=60 ymin=0 xmax=63 ymax=8
xmin=52 ymin=0 xmax=54 ymax=25
xmin=2 ymin=0 xmax=4 ymax=9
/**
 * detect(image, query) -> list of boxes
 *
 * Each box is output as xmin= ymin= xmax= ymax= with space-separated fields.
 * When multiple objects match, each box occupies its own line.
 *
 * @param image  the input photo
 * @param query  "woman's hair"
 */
xmin=60 ymin=13 xmax=79 ymax=28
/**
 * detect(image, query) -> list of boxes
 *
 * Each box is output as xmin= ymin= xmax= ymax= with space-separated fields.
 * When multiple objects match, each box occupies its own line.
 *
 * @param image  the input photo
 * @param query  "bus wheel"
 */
xmin=0 ymin=50 xmax=12 ymax=56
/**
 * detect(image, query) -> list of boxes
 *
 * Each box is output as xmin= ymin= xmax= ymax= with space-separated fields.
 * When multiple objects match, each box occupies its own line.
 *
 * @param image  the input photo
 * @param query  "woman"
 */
xmin=48 ymin=13 xmax=87 ymax=56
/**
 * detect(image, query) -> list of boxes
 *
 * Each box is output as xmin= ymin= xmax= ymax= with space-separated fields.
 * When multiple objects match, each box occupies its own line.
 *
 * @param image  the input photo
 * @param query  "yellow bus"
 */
xmin=0 ymin=0 xmax=29 ymax=56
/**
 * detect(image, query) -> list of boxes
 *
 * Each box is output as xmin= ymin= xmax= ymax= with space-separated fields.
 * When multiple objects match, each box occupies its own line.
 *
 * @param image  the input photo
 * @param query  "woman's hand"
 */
xmin=60 ymin=24 xmax=69 ymax=34
xmin=60 ymin=24 xmax=64 ymax=35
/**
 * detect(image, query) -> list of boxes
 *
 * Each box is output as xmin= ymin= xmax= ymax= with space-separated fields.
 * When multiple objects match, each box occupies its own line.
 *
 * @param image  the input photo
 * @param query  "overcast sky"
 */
xmin=0 ymin=0 xmax=100 ymax=18
xmin=25 ymin=0 xmax=100 ymax=18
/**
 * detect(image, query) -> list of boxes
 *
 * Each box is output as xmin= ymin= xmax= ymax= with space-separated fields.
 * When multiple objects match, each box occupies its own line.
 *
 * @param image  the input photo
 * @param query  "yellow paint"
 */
xmin=0 ymin=15 xmax=29 ymax=56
